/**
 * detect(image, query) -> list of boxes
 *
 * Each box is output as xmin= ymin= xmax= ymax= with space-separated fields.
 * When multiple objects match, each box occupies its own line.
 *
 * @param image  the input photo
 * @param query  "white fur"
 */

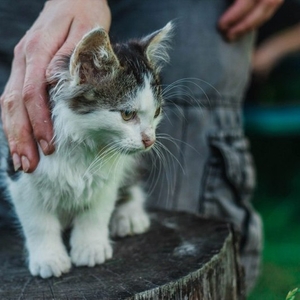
xmin=8 ymin=75 xmax=158 ymax=278
xmin=111 ymin=185 xmax=150 ymax=237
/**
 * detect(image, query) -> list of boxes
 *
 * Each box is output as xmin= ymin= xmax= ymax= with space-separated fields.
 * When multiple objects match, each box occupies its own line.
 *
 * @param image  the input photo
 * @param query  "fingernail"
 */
xmin=21 ymin=156 xmax=30 ymax=173
xmin=12 ymin=153 xmax=21 ymax=172
xmin=40 ymin=139 xmax=49 ymax=154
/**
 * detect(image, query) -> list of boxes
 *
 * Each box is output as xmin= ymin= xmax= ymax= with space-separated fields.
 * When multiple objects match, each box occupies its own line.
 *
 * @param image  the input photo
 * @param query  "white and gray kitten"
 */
xmin=0 ymin=23 xmax=172 ymax=278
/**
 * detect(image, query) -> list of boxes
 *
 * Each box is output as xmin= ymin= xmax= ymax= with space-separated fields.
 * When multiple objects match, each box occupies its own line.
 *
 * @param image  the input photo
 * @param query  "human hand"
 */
xmin=218 ymin=0 xmax=284 ymax=42
xmin=0 ymin=0 xmax=111 ymax=173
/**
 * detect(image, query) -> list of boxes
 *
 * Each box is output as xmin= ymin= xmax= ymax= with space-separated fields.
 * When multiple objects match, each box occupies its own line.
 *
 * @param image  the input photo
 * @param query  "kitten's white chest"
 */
xmin=25 ymin=150 xmax=129 ymax=212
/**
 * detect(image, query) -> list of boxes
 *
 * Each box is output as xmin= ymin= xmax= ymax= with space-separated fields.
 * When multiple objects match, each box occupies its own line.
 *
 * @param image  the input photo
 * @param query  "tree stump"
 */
xmin=0 ymin=210 xmax=245 ymax=299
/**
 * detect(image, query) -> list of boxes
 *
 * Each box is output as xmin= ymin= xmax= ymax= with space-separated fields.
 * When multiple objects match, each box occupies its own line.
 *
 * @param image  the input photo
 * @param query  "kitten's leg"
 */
xmin=111 ymin=185 xmax=150 ymax=237
xmin=11 ymin=188 xmax=71 ymax=278
xmin=70 ymin=186 xmax=117 ymax=267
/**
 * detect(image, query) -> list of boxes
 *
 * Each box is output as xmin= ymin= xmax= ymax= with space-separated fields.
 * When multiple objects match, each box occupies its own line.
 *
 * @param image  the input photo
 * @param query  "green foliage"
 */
xmin=286 ymin=288 xmax=300 ymax=300
xmin=246 ymin=52 xmax=300 ymax=300
xmin=247 ymin=136 xmax=300 ymax=300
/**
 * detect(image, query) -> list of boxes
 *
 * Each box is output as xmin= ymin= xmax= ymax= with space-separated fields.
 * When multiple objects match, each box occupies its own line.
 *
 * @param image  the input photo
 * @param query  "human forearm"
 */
xmin=261 ymin=24 xmax=300 ymax=58
xmin=252 ymin=23 xmax=300 ymax=76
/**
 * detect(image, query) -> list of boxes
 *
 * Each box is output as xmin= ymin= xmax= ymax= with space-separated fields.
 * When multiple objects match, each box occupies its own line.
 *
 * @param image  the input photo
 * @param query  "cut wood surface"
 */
xmin=0 ymin=210 xmax=245 ymax=300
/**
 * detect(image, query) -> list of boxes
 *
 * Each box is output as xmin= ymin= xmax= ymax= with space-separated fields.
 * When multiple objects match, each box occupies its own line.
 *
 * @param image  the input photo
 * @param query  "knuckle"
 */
xmin=13 ymin=41 xmax=24 ymax=57
xmin=22 ymin=84 xmax=36 ymax=105
xmin=1 ymin=91 xmax=20 ymax=113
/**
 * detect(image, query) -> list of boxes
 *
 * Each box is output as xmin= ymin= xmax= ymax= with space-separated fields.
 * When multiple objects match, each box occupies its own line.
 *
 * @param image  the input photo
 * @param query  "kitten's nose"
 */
xmin=142 ymin=137 xmax=155 ymax=149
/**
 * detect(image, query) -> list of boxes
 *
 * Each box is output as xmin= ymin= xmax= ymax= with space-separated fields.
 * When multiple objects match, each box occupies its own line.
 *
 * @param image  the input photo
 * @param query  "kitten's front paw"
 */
xmin=29 ymin=249 xmax=71 ymax=278
xmin=71 ymin=239 xmax=113 ymax=267
xmin=111 ymin=207 xmax=150 ymax=238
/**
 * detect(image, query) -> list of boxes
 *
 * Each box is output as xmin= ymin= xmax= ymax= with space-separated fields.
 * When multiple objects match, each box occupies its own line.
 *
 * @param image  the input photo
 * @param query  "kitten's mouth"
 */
xmin=124 ymin=144 xmax=155 ymax=155
xmin=125 ymin=148 xmax=145 ymax=155
xmin=143 ymin=144 xmax=155 ymax=152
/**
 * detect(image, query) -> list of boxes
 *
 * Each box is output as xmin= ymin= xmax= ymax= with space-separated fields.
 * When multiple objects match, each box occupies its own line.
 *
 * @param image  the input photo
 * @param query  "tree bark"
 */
xmin=0 ymin=210 xmax=245 ymax=299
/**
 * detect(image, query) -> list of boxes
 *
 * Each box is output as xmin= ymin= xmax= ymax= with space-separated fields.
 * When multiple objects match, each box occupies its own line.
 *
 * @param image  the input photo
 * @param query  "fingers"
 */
xmin=1 ymin=48 xmax=40 ymax=173
xmin=219 ymin=0 xmax=255 ymax=31
xmin=219 ymin=0 xmax=284 ymax=41
xmin=23 ymin=35 xmax=55 ymax=155
xmin=226 ymin=4 xmax=275 ymax=41
xmin=1 ymin=34 xmax=56 ymax=173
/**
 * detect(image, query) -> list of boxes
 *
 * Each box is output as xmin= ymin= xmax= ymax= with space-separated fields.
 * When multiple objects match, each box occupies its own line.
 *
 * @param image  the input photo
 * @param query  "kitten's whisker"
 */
xmin=97 ymin=146 xmax=120 ymax=170
xmin=147 ymin=137 xmax=177 ymax=198
xmin=154 ymin=142 xmax=177 ymax=203
xmin=164 ymin=87 xmax=204 ymax=110
xmin=109 ymin=147 xmax=126 ymax=182
xmin=162 ymin=77 xmax=220 ymax=96
xmin=156 ymin=133 xmax=181 ymax=152
xmin=157 ymin=133 xmax=202 ymax=156
xmin=145 ymin=150 xmax=160 ymax=193
xmin=84 ymin=144 xmax=112 ymax=173
xmin=156 ymin=140 xmax=185 ymax=175
xmin=148 ymin=145 xmax=166 ymax=197
xmin=162 ymin=77 xmax=222 ymax=112
xmin=84 ymin=142 xmax=119 ymax=178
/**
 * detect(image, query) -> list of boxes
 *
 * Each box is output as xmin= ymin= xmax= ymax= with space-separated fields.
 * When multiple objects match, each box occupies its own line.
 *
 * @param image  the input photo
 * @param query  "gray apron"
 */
xmin=0 ymin=0 xmax=262 ymax=291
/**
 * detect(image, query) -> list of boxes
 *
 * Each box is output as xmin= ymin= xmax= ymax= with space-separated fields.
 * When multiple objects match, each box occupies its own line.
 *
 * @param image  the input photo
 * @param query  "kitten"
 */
xmin=0 ymin=22 xmax=172 ymax=278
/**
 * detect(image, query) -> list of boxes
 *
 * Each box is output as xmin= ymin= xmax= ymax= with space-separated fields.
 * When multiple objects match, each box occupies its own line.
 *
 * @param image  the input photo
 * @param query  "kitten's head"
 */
xmin=50 ymin=23 xmax=172 ymax=154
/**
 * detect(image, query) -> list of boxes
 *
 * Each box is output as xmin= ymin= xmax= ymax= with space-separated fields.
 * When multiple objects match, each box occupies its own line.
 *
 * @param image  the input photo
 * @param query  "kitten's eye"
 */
xmin=154 ymin=107 xmax=161 ymax=118
xmin=121 ymin=110 xmax=136 ymax=121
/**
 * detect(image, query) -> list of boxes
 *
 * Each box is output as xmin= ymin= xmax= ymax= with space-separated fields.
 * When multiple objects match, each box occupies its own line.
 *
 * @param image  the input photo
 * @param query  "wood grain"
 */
xmin=0 ymin=210 xmax=245 ymax=299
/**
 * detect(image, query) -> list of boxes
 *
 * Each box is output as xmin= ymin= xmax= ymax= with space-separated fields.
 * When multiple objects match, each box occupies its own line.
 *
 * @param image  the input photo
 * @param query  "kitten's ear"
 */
xmin=141 ymin=22 xmax=173 ymax=70
xmin=70 ymin=27 xmax=120 ymax=84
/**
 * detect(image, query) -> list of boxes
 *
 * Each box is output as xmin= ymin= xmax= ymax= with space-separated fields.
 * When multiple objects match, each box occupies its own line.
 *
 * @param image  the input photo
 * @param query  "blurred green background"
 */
xmin=245 ymin=54 xmax=300 ymax=299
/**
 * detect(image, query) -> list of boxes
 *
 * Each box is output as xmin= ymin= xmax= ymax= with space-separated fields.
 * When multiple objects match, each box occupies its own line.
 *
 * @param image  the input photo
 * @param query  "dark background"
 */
xmin=245 ymin=2 xmax=300 ymax=297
